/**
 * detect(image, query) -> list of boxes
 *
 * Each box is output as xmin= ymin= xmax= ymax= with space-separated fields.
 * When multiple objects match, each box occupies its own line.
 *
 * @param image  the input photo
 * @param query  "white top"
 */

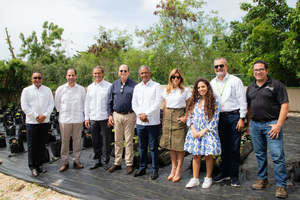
xmin=85 ymin=80 xmax=111 ymax=121
xmin=132 ymin=79 xmax=162 ymax=125
xmin=162 ymin=87 xmax=191 ymax=108
xmin=210 ymin=73 xmax=247 ymax=118
xmin=21 ymin=84 xmax=54 ymax=124
xmin=55 ymin=83 xmax=86 ymax=123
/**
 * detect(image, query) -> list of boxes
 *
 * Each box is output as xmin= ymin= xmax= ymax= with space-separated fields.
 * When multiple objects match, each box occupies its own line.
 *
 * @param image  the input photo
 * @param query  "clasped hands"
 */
xmin=139 ymin=113 xmax=149 ymax=123
xmin=191 ymin=124 xmax=206 ymax=138
xmin=36 ymin=115 xmax=46 ymax=123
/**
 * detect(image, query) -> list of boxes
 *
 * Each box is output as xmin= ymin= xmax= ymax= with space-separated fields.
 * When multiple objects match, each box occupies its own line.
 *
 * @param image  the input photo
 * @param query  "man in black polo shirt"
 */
xmin=246 ymin=60 xmax=289 ymax=199
xmin=107 ymin=64 xmax=137 ymax=174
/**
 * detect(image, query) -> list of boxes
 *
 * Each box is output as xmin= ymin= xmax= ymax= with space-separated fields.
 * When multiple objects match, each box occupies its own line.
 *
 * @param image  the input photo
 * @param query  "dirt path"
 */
xmin=0 ymin=172 xmax=78 ymax=200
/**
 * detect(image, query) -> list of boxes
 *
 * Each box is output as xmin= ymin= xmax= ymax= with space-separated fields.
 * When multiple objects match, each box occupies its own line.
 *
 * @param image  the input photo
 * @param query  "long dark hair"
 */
xmin=187 ymin=78 xmax=216 ymax=121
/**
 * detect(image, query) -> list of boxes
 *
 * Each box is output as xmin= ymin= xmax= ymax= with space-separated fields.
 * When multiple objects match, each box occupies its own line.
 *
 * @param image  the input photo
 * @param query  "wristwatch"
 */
xmin=240 ymin=117 xmax=246 ymax=121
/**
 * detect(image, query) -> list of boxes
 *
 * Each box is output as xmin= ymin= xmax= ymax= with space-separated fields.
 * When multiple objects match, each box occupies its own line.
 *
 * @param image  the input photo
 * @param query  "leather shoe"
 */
xmin=126 ymin=166 xmax=134 ymax=175
xmin=89 ymin=162 xmax=102 ymax=170
xmin=108 ymin=165 xmax=121 ymax=173
xmin=151 ymin=170 xmax=159 ymax=180
xmin=31 ymin=169 xmax=39 ymax=177
xmin=74 ymin=162 xmax=84 ymax=169
xmin=59 ymin=164 xmax=69 ymax=172
xmin=37 ymin=167 xmax=47 ymax=173
xmin=134 ymin=169 xmax=146 ymax=177
xmin=103 ymin=163 xmax=110 ymax=170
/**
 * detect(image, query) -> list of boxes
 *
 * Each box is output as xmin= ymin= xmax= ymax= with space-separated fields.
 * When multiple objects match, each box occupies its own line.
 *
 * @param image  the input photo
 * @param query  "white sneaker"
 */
xmin=202 ymin=177 xmax=212 ymax=189
xmin=185 ymin=178 xmax=200 ymax=188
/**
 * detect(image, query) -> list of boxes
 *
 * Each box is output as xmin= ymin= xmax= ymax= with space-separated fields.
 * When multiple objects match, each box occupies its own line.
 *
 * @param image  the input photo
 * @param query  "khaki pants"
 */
xmin=113 ymin=112 xmax=136 ymax=166
xmin=59 ymin=123 xmax=82 ymax=164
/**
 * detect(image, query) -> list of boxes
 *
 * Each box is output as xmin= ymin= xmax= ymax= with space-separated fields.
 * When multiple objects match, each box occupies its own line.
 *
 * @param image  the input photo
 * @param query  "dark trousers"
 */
xmin=136 ymin=124 xmax=160 ymax=172
xmin=218 ymin=112 xmax=241 ymax=178
xmin=26 ymin=123 xmax=48 ymax=170
xmin=90 ymin=120 xmax=110 ymax=163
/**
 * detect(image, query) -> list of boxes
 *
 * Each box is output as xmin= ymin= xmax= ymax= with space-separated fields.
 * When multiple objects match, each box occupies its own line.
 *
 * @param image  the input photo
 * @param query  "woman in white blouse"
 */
xmin=160 ymin=68 xmax=191 ymax=182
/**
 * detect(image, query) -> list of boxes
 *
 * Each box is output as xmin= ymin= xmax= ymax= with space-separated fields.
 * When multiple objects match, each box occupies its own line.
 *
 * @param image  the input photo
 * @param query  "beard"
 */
xmin=216 ymin=71 xmax=226 ymax=77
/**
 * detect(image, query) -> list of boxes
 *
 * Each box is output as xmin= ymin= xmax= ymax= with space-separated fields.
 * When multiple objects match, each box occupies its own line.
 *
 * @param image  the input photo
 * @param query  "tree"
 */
xmin=0 ymin=59 xmax=29 ymax=105
xmin=136 ymin=0 xmax=228 ymax=84
xmin=225 ymin=0 xmax=299 ymax=86
xmin=73 ymin=26 xmax=133 ymax=86
xmin=18 ymin=21 xmax=71 ymax=90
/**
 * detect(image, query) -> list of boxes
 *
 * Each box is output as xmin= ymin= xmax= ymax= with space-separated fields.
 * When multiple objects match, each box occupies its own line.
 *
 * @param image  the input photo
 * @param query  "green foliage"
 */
xmin=226 ymin=0 xmax=299 ymax=86
xmin=73 ymin=27 xmax=134 ymax=86
xmin=0 ymin=59 xmax=29 ymax=105
xmin=136 ymin=0 xmax=228 ymax=84
xmin=19 ymin=21 xmax=65 ymax=65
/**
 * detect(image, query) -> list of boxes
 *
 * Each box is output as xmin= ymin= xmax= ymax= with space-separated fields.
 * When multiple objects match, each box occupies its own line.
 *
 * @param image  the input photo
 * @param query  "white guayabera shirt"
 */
xmin=21 ymin=84 xmax=54 ymax=124
xmin=84 ymin=80 xmax=112 ymax=121
xmin=132 ymin=79 xmax=162 ymax=126
xmin=55 ymin=83 xmax=86 ymax=123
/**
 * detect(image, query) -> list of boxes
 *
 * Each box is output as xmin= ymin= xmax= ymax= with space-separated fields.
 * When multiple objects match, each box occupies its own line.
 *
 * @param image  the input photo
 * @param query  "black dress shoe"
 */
xmin=37 ymin=167 xmax=47 ymax=173
xmin=89 ymin=162 xmax=103 ymax=170
xmin=103 ymin=163 xmax=110 ymax=171
xmin=134 ymin=169 xmax=146 ymax=177
xmin=31 ymin=169 xmax=39 ymax=177
xmin=151 ymin=170 xmax=159 ymax=180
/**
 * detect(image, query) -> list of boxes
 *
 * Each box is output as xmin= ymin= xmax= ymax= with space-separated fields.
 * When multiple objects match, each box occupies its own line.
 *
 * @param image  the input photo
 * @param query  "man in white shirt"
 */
xmin=21 ymin=72 xmax=54 ymax=177
xmin=55 ymin=68 xmax=86 ymax=172
xmin=84 ymin=66 xmax=111 ymax=170
xmin=210 ymin=58 xmax=247 ymax=187
xmin=132 ymin=65 xmax=162 ymax=180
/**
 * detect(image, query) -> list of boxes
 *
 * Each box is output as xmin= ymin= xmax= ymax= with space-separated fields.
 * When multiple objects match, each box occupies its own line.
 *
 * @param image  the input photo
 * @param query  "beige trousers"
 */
xmin=113 ymin=112 xmax=136 ymax=166
xmin=59 ymin=123 xmax=82 ymax=164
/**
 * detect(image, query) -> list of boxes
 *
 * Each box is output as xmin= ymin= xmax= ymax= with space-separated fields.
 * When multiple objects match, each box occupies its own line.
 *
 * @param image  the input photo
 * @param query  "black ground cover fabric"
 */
xmin=1 ymin=117 xmax=300 ymax=200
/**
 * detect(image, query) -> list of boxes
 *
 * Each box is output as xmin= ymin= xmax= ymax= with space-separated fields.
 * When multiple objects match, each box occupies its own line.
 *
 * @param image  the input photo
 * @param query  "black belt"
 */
xmin=220 ymin=109 xmax=239 ymax=115
xmin=116 ymin=111 xmax=133 ymax=115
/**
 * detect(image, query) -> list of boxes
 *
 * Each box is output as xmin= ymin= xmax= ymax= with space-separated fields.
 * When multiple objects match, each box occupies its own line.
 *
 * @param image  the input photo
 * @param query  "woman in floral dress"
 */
xmin=184 ymin=78 xmax=221 ymax=189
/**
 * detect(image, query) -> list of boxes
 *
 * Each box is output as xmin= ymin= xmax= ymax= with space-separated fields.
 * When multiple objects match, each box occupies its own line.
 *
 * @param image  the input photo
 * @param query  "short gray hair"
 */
xmin=93 ymin=65 xmax=104 ymax=73
xmin=214 ymin=57 xmax=228 ymax=66
xmin=139 ymin=65 xmax=150 ymax=72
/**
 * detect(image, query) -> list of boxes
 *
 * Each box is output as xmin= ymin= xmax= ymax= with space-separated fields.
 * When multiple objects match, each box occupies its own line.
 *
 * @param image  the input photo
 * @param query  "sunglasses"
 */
xmin=120 ymin=84 xmax=124 ymax=94
xmin=214 ymin=64 xmax=225 ymax=69
xmin=120 ymin=70 xmax=128 ymax=73
xmin=33 ymin=77 xmax=42 ymax=80
xmin=171 ymin=75 xmax=181 ymax=80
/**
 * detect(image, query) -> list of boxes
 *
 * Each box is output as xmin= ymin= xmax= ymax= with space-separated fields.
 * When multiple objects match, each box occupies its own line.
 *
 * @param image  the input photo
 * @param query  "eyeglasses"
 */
xmin=120 ymin=70 xmax=128 ymax=73
xmin=214 ymin=64 xmax=225 ymax=69
xmin=171 ymin=75 xmax=181 ymax=80
xmin=120 ymin=84 xmax=124 ymax=94
xmin=33 ymin=77 xmax=42 ymax=80
xmin=254 ymin=68 xmax=266 ymax=72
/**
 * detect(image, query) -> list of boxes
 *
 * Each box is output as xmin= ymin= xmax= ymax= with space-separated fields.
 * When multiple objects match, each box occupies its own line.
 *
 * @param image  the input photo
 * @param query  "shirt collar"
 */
xmin=255 ymin=76 xmax=271 ymax=88
xmin=93 ymin=80 xmax=104 ymax=86
xmin=216 ymin=73 xmax=229 ymax=82
xmin=66 ymin=83 xmax=77 ymax=88
xmin=119 ymin=78 xmax=129 ymax=86
xmin=32 ymin=84 xmax=42 ymax=90
xmin=141 ymin=79 xmax=152 ymax=86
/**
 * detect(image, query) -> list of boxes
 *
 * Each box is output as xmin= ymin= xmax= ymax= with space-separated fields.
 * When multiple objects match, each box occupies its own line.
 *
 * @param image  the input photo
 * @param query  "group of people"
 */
xmin=19 ymin=57 xmax=289 ymax=199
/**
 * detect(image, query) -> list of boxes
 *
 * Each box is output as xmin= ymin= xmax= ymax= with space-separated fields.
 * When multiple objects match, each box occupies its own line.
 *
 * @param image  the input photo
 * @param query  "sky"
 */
xmin=0 ymin=0 xmax=297 ymax=60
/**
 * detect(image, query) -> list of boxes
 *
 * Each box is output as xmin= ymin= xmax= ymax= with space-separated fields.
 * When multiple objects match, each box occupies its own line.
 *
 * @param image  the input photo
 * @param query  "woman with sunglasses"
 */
xmin=184 ymin=78 xmax=221 ymax=189
xmin=160 ymin=68 xmax=191 ymax=182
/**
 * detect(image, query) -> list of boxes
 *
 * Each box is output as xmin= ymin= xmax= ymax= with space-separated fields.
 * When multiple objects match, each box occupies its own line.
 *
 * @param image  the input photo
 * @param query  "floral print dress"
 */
xmin=184 ymin=100 xmax=221 ymax=156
